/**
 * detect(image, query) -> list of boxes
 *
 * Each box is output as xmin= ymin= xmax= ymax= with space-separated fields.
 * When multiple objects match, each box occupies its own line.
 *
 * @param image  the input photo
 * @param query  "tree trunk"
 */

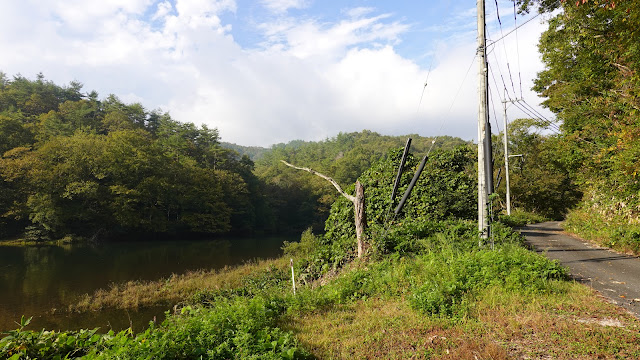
xmin=354 ymin=180 xmax=367 ymax=258
xmin=280 ymin=160 xmax=368 ymax=258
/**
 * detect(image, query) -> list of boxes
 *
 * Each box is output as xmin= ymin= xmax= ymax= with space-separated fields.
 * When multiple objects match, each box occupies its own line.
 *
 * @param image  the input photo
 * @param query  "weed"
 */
xmin=498 ymin=209 xmax=549 ymax=227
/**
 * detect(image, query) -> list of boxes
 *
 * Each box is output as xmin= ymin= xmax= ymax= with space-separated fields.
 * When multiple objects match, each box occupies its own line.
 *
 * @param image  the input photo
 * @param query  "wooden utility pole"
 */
xmin=477 ymin=0 xmax=492 ymax=240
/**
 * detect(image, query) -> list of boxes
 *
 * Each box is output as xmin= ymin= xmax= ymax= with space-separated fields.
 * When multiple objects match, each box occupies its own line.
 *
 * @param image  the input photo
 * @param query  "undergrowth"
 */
xmin=2 ymin=219 xmax=569 ymax=359
xmin=498 ymin=209 xmax=549 ymax=227
xmin=565 ymin=205 xmax=640 ymax=255
xmin=3 ymin=147 xmax=637 ymax=359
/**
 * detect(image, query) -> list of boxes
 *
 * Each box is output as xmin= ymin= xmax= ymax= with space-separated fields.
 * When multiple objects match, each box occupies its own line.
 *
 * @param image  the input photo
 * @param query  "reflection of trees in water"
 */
xmin=0 ymin=236 xmax=289 ymax=332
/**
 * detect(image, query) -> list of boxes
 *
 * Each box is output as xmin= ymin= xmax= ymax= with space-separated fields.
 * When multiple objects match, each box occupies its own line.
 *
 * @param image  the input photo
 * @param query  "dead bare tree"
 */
xmin=280 ymin=160 xmax=367 ymax=258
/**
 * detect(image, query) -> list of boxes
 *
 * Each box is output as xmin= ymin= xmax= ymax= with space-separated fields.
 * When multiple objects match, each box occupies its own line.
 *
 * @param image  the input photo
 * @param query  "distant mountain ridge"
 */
xmin=220 ymin=142 xmax=269 ymax=160
xmin=222 ymin=132 xmax=470 ymax=162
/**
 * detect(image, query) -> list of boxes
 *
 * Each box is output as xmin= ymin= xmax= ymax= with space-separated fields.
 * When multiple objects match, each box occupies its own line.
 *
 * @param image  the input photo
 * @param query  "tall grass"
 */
xmin=4 ymin=220 xmax=640 ymax=359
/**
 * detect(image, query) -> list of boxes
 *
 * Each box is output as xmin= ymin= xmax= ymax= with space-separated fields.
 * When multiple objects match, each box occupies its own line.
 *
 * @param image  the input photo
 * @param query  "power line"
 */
xmin=417 ymin=56 xmax=435 ymax=113
xmin=513 ymin=0 xmax=524 ymax=98
xmin=488 ymin=55 xmax=508 ymax=106
xmin=385 ymin=53 xmax=477 ymax=237
xmin=488 ymin=83 xmax=502 ymax=133
xmin=510 ymin=101 xmax=562 ymax=136
xmin=485 ymin=6 xmax=600 ymax=150
xmin=425 ymin=52 xmax=478 ymax=155
xmin=487 ymin=65 xmax=503 ymax=133
xmin=487 ymin=12 xmax=541 ymax=47
xmin=487 ymin=28 xmax=512 ymax=101
xmin=491 ymin=0 xmax=517 ymax=97
xmin=517 ymin=99 xmax=562 ymax=133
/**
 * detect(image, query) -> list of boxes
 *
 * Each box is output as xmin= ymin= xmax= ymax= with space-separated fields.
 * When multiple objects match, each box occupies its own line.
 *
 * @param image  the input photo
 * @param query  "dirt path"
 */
xmin=520 ymin=221 xmax=640 ymax=318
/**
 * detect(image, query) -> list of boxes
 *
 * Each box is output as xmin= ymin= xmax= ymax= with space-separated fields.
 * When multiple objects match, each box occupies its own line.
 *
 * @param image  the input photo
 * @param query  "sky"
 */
xmin=0 ymin=0 xmax=554 ymax=147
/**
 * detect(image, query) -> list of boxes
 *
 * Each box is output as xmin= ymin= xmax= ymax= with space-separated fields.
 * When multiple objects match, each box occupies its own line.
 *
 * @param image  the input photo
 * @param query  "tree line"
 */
xmin=0 ymin=73 xmax=272 ymax=240
xmin=507 ymin=0 xmax=640 ymax=250
xmin=0 ymin=73 xmax=471 ymax=242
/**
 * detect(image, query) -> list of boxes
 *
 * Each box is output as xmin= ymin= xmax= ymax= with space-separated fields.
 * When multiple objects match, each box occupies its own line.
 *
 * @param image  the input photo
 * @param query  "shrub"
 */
xmin=411 ymin=245 xmax=566 ymax=318
xmin=498 ymin=209 xmax=549 ymax=227
xmin=282 ymin=228 xmax=320 ymax=258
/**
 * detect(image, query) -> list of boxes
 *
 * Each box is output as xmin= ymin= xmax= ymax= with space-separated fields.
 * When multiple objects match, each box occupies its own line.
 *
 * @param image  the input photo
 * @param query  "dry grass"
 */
xmin=470 ymin=284 xmax=640 ymax=359
xmin=284 ymin=298 xmax=510 ymax=359
xmin=69 ymin=257 xmax=289 ymax=312
xmin=284 ymin=282 xmax=640 ymax=359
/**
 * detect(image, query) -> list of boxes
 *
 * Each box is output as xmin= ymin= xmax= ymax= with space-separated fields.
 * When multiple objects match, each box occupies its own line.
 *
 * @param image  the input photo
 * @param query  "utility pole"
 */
xmin=502 ymin=91 xmax=512 ymax=216
xmin=502 ymin=94 xmax=522 ymax=216
xmin=477 ymin=0 xmax=492 ymax=240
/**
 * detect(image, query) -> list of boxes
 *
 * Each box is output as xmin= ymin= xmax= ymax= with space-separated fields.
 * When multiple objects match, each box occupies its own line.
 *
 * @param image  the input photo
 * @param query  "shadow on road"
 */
xmin=520 ymin=221 xmax=640 ymax=318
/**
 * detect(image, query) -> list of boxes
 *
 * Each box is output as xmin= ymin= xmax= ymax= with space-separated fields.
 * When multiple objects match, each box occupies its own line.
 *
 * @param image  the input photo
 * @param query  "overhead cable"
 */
xmin=487 ymin=13 xmax=540 ymax=47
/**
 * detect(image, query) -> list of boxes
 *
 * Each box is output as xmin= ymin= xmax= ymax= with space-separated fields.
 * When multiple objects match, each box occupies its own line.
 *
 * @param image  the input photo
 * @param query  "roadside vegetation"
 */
xmin=3 ymin=148 xmax=640 ymax=359
xmin=511 ymin=0 xmax=640 ymax=254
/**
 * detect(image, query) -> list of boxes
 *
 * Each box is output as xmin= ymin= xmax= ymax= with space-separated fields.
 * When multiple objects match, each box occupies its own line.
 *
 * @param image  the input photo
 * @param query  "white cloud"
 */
xmin=0 ymin=1 xmax=551 ymax=147
xmin=152 ymin=1 xmax=174 ymax=21
xmin=344 ymin=7 xmax=375 ymax=18
xmin=261 ymin=0 xmax=308 ymax=14
xmin=259 ymin=12 xmax=408 ymax=60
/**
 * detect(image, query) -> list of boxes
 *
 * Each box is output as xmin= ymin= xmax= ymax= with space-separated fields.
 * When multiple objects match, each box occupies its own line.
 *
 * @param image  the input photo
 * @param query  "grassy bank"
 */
xmin=70 ymin=258 xmax=290 ymax=312
xmin=3 ymin=221 xmax=640 ymax=359
xmin=564 ymin=207 xmax=640 ymax=256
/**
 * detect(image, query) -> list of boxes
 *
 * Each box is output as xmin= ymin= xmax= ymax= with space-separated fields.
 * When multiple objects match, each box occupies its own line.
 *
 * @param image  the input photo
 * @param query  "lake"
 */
xmin=0 ymin=236 xmax=291 ymax=333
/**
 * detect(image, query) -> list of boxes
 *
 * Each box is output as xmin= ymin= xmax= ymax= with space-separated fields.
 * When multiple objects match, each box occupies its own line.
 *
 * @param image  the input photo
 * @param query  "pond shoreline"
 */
xmin=0 ymin=235 xmax=293 ymax=333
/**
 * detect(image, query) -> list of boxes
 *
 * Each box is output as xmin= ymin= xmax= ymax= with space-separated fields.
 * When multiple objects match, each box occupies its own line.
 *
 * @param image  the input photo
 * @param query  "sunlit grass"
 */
xmin=70 ymin=257 xmax=289 ymax=312
xmin=283 ymin=282 xmax=640 ymax=359
xmin=564 ymin=206 xmax=640 ymax=256
xmin=63 ymin=228 xmax=640 ymax=359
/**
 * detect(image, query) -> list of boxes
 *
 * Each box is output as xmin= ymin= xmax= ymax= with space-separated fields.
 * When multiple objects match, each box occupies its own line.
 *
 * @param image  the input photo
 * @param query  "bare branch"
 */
xmin=280 ymin=160 xmax=356 ymax=203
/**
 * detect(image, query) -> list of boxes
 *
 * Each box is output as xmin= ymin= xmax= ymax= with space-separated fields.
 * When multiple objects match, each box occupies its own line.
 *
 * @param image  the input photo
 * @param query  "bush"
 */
xmin=282 ymin=228 xmax=320 ymax=258
xmin=411 ymin=245 xmax=566 ymax=318
xmin=498 ymin=209 xmax=549 ymax=227
xmin=84 ymin=297 xmax=308 ymax=360
xmin=2 ymin=297 xmax=310 ymax=360
xmin=565 ymin=205 xmax=640 ymax=255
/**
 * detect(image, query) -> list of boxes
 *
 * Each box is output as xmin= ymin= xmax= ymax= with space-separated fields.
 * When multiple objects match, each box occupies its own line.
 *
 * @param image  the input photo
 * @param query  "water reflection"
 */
xmin=0 ymin=236 xmax=289 ymax=332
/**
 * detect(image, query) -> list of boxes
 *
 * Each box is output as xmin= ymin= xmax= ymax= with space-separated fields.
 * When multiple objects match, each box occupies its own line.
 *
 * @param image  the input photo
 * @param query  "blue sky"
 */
xmin=0 ymin=0 xmax=551 ymax=146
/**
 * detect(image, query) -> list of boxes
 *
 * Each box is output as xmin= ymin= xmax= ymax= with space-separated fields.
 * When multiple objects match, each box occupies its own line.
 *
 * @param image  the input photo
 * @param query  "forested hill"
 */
xmin=253 ymin=132 xmax=470 ymax=233
xmin=0 ymin=73 xmax=470 ymax=241
xmin=220 ymin=142 xmax=269 ymax=161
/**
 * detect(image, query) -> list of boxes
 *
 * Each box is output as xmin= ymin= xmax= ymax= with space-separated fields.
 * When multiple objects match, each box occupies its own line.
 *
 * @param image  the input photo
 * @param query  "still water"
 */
xmin=0 ymin=236 xmax=290 ymax=333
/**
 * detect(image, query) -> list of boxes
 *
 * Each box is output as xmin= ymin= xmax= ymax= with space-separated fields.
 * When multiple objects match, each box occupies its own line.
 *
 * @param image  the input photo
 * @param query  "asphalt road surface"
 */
xmin=520 ymin=221 xmax=640 ymax=318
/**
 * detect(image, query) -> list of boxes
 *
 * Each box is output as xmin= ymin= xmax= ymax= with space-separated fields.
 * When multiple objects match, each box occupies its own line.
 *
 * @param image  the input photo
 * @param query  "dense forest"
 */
xmin=0 ymin=74 xmax=468 ymax=242
xmin=0 ymin=73 xmax=265 ymax=240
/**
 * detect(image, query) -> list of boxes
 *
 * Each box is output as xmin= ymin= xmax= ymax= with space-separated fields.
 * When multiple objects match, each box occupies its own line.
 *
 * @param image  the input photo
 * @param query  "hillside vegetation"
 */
xmin=510 ymin=0 xmax=640 ymax=252
xmin=0 ymin=73 xmax=469 ymax=241
xmin=3 ymin=148 xmax=639 ymax=359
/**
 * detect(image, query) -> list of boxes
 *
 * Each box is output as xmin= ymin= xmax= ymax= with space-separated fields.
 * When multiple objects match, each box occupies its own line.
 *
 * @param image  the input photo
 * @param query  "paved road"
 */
xmin=519 ymin=221 xmax=640 ymax=317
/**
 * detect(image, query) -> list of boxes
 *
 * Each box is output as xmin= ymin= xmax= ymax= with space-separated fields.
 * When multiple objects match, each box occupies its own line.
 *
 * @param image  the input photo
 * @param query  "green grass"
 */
xmin=498 ymin=209 xmax=550 ymax=227
xmin=3 ymin=221 xmax=640 ymax=359
xmin=564 ymin=206 xmax=640 ymax=255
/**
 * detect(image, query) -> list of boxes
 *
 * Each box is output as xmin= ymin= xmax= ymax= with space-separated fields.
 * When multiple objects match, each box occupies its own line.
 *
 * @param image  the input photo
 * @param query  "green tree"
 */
xmin=513 ymin=0 xmax=640 ymax=248
xmin=493 ymin=119 xmax=581 ymax=219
